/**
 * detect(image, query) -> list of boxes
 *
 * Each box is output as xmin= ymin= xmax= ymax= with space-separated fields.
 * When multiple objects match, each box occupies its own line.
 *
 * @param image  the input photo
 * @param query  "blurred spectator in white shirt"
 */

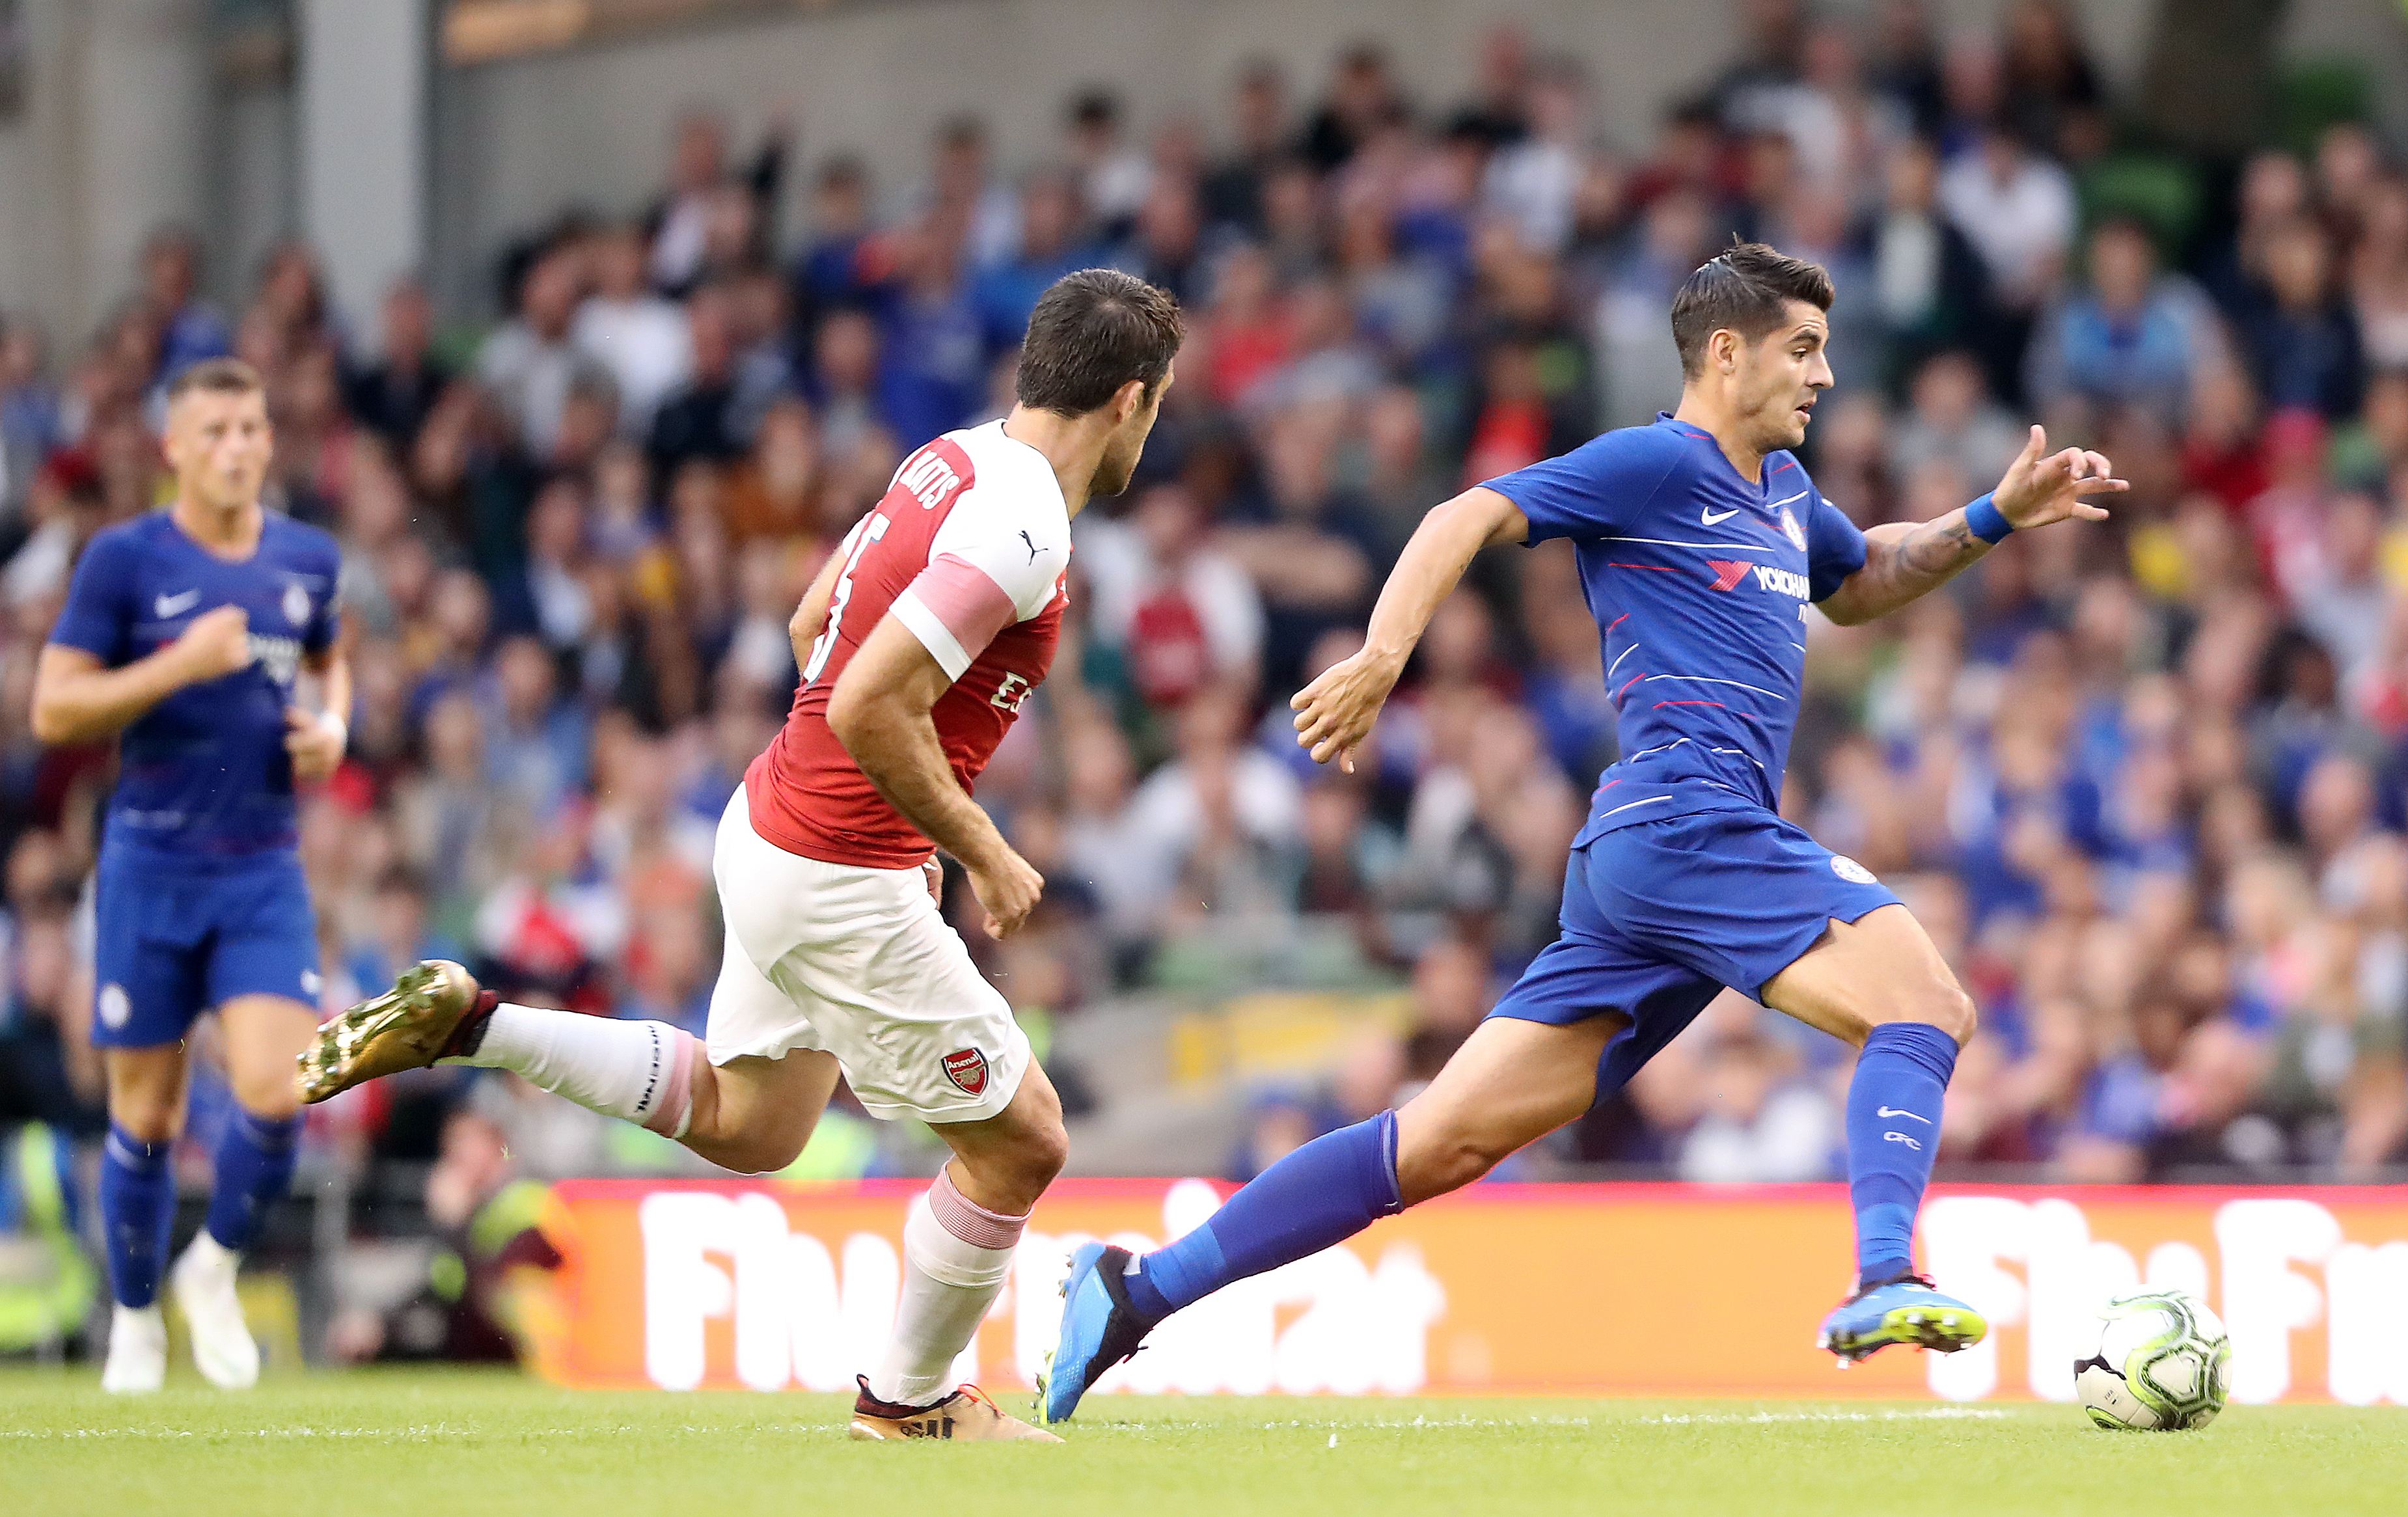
xmin=1869 ymin=137 xmax=1988 ymax=373
xmin=1066 ymin=89 xmax=1153 ymax=238
xmin=1122 ymin=690 xmax=1304 ymax=928
xmin=1939 ymin=124 xmax=2074 ymax=312
xmin=2299 ymin=490 xmax=2389 ymax=685
xmin=1676 ymin=1030 xmax=1840 ymax=1182
xmin=479 ymin=245 xmax=605 ymax=459
xmin=1483 ymin=60 xmax=1588 ymax=254
xmin=647 ymin=109 xmax=788 ymax=298
xmin=574 ymin=225 xmax=693 ymax=437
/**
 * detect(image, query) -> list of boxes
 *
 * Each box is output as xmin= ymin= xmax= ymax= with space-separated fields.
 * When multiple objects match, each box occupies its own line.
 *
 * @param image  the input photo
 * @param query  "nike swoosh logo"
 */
xmin=1700 ymin=507 xmax=1740 ymax=526
xmin=155 ymin=590 xmax=201 ymax=618
xmin=1878 ymin=1106 xmax=1932 ymax=1124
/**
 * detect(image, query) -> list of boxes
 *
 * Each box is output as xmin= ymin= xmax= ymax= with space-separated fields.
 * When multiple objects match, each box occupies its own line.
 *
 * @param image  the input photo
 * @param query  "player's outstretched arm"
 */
xmin=1291 ymin=486 xmax=1529 ymax=773
xmin=827 ymin=613 xmax=1042 ymax=938
xmin=1817 ymin=424 xmax=2126 ymax=627
xmin=31 ymin=605 xmax=254 ymax=745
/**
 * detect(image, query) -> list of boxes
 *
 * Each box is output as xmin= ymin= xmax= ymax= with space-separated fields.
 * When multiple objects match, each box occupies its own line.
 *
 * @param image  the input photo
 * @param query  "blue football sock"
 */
xmin=1127 ymin=1110 xmax=1403 ymax=1322
xmin=100 ymin=1125 xmax=177 ymax=1309
xmin=1846 ymin=1022 xmax=1960 ymax=1286
xmin=206 ymin=1108 xmax=302 ymax=1253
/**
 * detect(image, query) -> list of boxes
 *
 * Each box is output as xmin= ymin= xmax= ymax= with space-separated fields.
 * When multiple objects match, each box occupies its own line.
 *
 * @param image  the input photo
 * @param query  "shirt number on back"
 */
xmin=801 ymin=512 xmax=890 ymax=685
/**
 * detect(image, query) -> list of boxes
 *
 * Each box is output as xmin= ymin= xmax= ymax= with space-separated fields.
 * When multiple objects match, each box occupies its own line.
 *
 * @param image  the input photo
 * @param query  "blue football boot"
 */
xmin=1038 ymin=1242 xmax=1155 ymax=1424
xmin=1818 ymin=1272 xmax=1988 ymax=1363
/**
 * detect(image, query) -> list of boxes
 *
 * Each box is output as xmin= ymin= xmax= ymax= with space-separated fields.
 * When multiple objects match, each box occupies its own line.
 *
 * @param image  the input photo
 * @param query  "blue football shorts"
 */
xmin=1488 ymin=806 xmax=1900 ymax=1100
xmin=90 ymin=845 xmax=322 ymax=1048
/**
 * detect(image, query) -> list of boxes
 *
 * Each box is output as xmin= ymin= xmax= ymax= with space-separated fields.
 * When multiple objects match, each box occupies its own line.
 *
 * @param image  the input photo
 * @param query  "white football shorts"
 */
xmin=705 ymin=785 xmax=1028 ymax=1123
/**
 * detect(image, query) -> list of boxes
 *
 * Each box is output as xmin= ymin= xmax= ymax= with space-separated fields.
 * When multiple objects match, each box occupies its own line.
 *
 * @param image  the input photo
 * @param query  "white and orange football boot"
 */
xmin=847 ymin=1378 xmax=1061 ymax=1442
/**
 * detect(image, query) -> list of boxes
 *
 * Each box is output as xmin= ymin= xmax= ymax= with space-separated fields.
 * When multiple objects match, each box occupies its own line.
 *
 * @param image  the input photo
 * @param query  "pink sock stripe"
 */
xmin=927 ymin=1168 xmax=1028 ymax=1251
xmin=641 ymin=1028 xmax=700 ymax=1136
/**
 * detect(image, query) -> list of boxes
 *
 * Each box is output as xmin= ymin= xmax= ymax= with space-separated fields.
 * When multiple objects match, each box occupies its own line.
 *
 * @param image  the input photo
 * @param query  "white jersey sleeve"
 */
xmin=889 ymin=438 xmax=1071 ymax=681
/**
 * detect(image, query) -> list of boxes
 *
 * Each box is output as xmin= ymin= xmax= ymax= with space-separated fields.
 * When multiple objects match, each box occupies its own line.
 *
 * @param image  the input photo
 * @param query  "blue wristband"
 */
xmin=1965 ymin=492 xmax=2013 ymax=545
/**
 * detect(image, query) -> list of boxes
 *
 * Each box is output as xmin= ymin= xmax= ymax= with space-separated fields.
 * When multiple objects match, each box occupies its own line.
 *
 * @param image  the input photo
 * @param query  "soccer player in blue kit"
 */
xmin=32 ymin=359 xmax=349 ymax=1392
xmin=1044 ymin=244 xmax=2127 ymax=1419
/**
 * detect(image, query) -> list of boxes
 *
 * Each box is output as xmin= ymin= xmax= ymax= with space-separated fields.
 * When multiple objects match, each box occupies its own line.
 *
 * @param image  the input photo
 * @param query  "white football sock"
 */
xmin=866 ymin=1168 xmax=1027 ymax=1408
xmin=443 ymin=1003 xmax=697 ymax=1138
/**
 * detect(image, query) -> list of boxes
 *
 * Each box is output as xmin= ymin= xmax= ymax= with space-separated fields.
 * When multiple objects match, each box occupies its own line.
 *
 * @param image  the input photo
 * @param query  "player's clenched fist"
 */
xmin=1290 ymin=647 xmax=1404 ymax=774
xmin=966 ymin=845 xmax=1043 ymax=939
xmin=171 ymin=604 xmax=253 ymax=682
xmin=283 ymin=707 xmax=346 ymax=781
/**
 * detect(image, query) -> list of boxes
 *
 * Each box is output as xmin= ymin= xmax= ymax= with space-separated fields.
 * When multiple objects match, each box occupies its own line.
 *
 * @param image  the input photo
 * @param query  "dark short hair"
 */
xmin=1015 ymin=269 xmax=1184 ymax=417
xmin=165 ymin=357 xmax=266 ymax=403
xmin=1669 ymin=242 xmax=1835 ymax=377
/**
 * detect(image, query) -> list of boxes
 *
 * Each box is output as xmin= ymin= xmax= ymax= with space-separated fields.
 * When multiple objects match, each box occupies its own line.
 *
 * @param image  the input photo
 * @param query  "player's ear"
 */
xmin=1113 ymin=377 xmax=1145 ymax=424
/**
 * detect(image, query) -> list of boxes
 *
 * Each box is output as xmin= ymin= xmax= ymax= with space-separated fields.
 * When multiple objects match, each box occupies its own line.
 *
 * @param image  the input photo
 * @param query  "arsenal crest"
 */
xmin=940 ymin=1046 xmax=990 ymax=1096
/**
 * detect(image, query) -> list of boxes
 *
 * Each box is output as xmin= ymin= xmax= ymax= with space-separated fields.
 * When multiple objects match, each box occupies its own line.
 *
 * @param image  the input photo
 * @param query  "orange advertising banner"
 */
xmin=532 ymin=1179 xmax=2408 ymax=1405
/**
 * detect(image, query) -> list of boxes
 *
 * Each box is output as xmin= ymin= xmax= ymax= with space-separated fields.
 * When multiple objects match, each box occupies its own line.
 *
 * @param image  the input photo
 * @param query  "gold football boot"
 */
xmin=296 ymin=960 xmax=492 ymax=1104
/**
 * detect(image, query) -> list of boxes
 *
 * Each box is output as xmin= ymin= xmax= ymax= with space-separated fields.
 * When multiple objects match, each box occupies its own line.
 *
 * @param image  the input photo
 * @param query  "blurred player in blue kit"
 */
xmin=1047 ymin=243 xmax=2128 ymax=1419
xmin=33 ymin=359 xmax=349 ymax=1392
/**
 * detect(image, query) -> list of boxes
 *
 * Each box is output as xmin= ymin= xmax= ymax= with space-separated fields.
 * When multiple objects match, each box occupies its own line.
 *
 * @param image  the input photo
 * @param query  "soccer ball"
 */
xmin=2073 ymin=1290 xmax=2232 ymax=1430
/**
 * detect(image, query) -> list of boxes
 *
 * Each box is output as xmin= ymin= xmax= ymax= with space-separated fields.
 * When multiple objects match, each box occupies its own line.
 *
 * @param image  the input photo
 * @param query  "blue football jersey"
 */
xmin=1485 ymin=413 xmax=1868 ymax=842
xmin=49 ymin=510 xmax=342 ymax=856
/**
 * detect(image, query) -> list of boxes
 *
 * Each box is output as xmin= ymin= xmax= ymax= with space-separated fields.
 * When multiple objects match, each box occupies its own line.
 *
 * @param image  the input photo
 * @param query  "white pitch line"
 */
xmin=5 ymin=1407 xmax=2014 ymax=1441
xmin=1639 ymin=1408 xmax=2012 ymax=1425
xmin=0 ymin=1423 xmax=827 ymax=1442
xmin=1104 ymin=1415 xmax=1598 ymax=1432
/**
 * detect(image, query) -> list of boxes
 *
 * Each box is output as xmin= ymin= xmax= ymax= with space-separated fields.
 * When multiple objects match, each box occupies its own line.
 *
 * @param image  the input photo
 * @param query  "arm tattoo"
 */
xmin=1895 ymin=515 xmax=1984 ymax=578
xmin=1826 ymin=511 xmax=1991 ymax=624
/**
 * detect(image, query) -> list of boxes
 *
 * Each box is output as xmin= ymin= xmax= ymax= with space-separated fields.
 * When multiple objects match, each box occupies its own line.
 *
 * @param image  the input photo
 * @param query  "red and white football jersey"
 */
xmin=746 ymin=420 xmax=1071 ymax=869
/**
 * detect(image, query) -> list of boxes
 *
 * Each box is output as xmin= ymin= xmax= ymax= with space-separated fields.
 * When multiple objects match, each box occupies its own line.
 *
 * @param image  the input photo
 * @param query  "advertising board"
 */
xmin=530 ymin=1179 xmax=2408 ymax=1404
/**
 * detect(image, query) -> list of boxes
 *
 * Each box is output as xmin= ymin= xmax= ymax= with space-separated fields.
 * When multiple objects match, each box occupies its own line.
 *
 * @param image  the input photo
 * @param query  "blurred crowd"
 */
xmin=0 ymin=0 xmax=2404 ymax=1228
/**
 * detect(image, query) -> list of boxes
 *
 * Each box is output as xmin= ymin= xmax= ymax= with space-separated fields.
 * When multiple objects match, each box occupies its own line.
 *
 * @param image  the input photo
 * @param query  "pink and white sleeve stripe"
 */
xmin=891 ymin=553 xmax=1019 ymax=679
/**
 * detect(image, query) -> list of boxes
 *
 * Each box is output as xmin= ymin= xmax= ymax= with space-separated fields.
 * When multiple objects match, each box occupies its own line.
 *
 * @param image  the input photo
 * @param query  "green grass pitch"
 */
xmin=2 ymin=1368 xmax=2400 ymax=1517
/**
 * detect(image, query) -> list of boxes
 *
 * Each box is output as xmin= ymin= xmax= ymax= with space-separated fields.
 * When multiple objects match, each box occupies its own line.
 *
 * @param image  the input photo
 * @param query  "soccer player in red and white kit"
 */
xmin=299 ymin=270 xmax=1183 ymax=1440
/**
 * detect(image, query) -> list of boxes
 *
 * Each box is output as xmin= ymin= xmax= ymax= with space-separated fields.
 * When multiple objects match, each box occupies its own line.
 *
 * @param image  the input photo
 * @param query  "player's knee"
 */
xmin=748 ymin=1146 xmax=806 ymax=1176
xmin=718 ymin=1133 xmax=807 ymax=1175
xmin=689 ymin=1106 xmax=809 ymax=1175
xmin=230 ymin=1069 xmax=302 ymax=1121
xmin=108 ymin=1092 xmax=182 ymax=1143
xmin=1928 ymin=985 xmax=1978 ymax=1046
xmin=991 ymin=1121 xmax=1070 ymax=1203
xmin=1861 ymin=984 xmax=1977 ymax=1048
xmin=944 ymin=1119 xmax=1068 ymax=1216
xmin=1023 ymin=1119 xmax=1070 ymax=1187
xmin=1396 ymin=1131 xmax=1505 ymax=1206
